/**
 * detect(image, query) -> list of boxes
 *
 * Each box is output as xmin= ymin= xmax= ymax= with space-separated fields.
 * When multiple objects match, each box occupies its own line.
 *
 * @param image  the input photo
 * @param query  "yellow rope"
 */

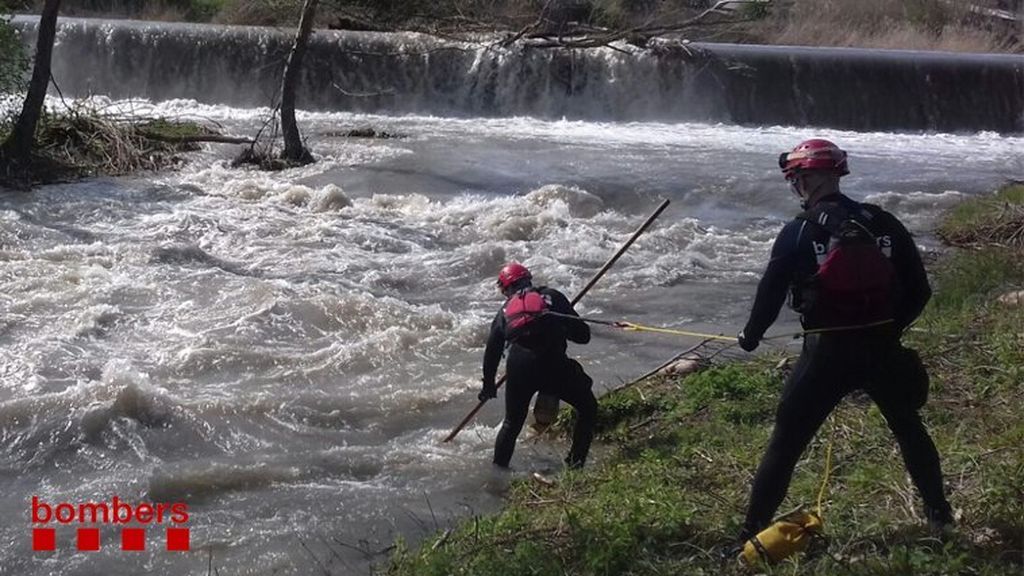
xmin=816 ymin=439 xmax=834 ymax=518
xmin=615 ymin=322 xmax=735 ymax=341
xmin=611 ymin=318 xmax=895 ymax=343
xmin=613 ymin=318 xmax=894 ymax=343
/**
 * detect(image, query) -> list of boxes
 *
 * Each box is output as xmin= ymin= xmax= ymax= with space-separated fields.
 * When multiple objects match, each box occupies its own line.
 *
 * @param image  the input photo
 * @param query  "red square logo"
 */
xmin=166 ymin=528 xmax=190 ymax=551
xmin=77 ymin=528 xmax=100 ymax=551
xmin=121 ymin=528 xmax=145 ymax=551
xmin=32 ymin=528 xmax=55 ymax=552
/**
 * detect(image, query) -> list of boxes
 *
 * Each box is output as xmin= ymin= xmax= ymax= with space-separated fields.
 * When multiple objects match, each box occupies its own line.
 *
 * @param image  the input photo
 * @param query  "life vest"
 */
xmin=795 ymin=203 xmax=896 ymax=328
xmin=503 ymin=288 xmax=551 ymax=343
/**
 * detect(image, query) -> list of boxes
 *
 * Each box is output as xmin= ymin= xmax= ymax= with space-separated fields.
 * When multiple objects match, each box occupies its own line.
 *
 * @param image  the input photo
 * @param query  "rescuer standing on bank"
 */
xmin=735 ymin=139 xmax=954 ymax=544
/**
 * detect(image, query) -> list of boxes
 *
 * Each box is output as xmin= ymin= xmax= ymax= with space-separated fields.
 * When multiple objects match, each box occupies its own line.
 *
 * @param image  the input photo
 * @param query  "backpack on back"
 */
xmin=503 ymin=288 xmax=551 ymax=344
xmin=797 ymin=204 xmax=896 ymax=327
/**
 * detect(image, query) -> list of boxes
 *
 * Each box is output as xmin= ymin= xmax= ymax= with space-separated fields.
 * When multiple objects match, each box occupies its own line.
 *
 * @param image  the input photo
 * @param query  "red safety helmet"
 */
xmin=779 ymin=139 xmax=849 ymax=180
xmin=497 ymin=263 xmax=532 ymax=290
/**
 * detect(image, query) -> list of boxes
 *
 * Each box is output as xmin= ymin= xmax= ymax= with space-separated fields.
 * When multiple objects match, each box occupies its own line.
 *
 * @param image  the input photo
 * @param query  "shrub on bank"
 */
xmin=938 ymin=183 xmax=1024 ymax=248
xmin=759 ymin=0 xmax=1019 ymax=52
xmin=0 ymin=104 xmax=210 ymax=186
xmin=0 ymin=1 xmax=27 ymax=93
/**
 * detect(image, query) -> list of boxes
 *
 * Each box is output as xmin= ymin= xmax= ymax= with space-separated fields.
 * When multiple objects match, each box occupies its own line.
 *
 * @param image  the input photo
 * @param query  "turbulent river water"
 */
xmin=1 ymin=92 xmax=1023 ymax=575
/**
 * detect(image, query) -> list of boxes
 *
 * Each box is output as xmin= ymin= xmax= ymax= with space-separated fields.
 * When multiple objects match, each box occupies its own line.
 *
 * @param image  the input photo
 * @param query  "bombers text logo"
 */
xmin=31 ymin=496 xmax=190 ymax=553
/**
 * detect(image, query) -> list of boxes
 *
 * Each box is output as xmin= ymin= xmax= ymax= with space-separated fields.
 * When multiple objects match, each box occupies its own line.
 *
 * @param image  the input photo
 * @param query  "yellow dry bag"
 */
xmin=740 ymin=510 xmax=823 ymax=566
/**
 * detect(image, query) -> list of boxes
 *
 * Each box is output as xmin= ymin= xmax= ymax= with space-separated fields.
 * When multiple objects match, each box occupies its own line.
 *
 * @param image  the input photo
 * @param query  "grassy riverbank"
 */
xmin=387 ymin=184 xmax=1024 ymax=575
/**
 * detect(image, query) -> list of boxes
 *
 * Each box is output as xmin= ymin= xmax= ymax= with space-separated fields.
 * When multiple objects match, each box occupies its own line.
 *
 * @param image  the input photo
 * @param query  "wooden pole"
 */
xmin=441 ymin=198 xmax=671 ymax=443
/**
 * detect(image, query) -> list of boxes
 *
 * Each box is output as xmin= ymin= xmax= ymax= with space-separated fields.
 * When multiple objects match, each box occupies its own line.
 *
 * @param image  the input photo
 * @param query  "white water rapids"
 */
xmin=1 ymin=98 xmax=1023 ymax=575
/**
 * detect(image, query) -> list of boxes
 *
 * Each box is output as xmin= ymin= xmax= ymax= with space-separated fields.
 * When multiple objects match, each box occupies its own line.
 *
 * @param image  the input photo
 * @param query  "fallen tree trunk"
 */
xmin=139 ymin=132 xmax=255 ymax=145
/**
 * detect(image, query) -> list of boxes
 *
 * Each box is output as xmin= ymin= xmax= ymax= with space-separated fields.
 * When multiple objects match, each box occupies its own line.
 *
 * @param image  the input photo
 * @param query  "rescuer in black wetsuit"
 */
xmin=734 ymin=139 xmax=954 ymax=543
xmin=479 ymin=263 xmax=597 ymax=469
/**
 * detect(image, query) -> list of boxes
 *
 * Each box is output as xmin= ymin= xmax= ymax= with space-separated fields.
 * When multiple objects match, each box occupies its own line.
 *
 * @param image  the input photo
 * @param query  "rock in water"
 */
xmin=659 ymin=357 xmax=702 ymax=377
xmin=997 ymin=290 xmax=1024 ymax=306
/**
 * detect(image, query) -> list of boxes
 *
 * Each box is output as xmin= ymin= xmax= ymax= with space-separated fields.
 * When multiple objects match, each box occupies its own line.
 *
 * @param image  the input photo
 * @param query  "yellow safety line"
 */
xmin=615 ymin=322 xmax=735 ymax=341
xmin=816 ymin=439 xmax=834 ymax=518
xmin=614 ymin=318 xmax=894 ymax=343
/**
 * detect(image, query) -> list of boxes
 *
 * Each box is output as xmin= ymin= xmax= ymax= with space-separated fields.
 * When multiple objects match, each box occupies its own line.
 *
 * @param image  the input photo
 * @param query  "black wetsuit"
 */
xmin=483 ymin=285 xmax=597 ymax=468
xmin=740 ymin=193 xmax=952 ymax=536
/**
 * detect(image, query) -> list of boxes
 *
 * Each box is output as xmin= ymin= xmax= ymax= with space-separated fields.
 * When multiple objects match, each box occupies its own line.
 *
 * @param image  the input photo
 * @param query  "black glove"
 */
xmin=737 ymin=330 xmax=759 ymax=352
xmin=478 ymin=380 xmax=497 ymax=402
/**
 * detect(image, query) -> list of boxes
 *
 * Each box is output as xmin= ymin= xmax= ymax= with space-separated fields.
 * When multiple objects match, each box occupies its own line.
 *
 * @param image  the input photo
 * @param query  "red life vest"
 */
xmin=503 ymin=288 xmax=550 ymax=342
xmin=799 ymin=204 xmax=896 ymax=327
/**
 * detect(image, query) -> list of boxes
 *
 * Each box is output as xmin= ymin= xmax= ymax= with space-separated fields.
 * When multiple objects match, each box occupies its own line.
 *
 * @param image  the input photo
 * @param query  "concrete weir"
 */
xmin=12 ymin=16 xmax=1024 ymax=133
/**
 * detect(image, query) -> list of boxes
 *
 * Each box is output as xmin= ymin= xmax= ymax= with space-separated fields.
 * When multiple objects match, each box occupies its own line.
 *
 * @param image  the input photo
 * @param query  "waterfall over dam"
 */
xmin=12 ymin=17 xmax=1024 ymax=133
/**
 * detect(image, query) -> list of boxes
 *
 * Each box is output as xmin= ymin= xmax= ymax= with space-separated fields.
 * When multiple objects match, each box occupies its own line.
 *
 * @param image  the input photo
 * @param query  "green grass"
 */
xmin=386 ymin=185 xmax=1024 ymax=575
xmin=937 ymin=183 xmax=1024 ymax=248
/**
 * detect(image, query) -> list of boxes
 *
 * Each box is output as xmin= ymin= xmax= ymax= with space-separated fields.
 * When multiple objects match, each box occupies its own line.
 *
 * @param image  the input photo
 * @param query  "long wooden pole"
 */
xmin=441 ymin=198 xmax=671 ymax=443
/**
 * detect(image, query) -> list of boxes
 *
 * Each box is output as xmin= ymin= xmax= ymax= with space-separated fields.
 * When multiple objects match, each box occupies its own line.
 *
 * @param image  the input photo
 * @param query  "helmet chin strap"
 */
xmin=798 ymin=178 xmax=829 ymax=210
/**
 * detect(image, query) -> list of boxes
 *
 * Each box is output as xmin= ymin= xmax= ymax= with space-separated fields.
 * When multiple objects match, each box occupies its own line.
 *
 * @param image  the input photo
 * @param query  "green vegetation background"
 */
xmin=0 ymin=1 xmax=27 ymax=94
